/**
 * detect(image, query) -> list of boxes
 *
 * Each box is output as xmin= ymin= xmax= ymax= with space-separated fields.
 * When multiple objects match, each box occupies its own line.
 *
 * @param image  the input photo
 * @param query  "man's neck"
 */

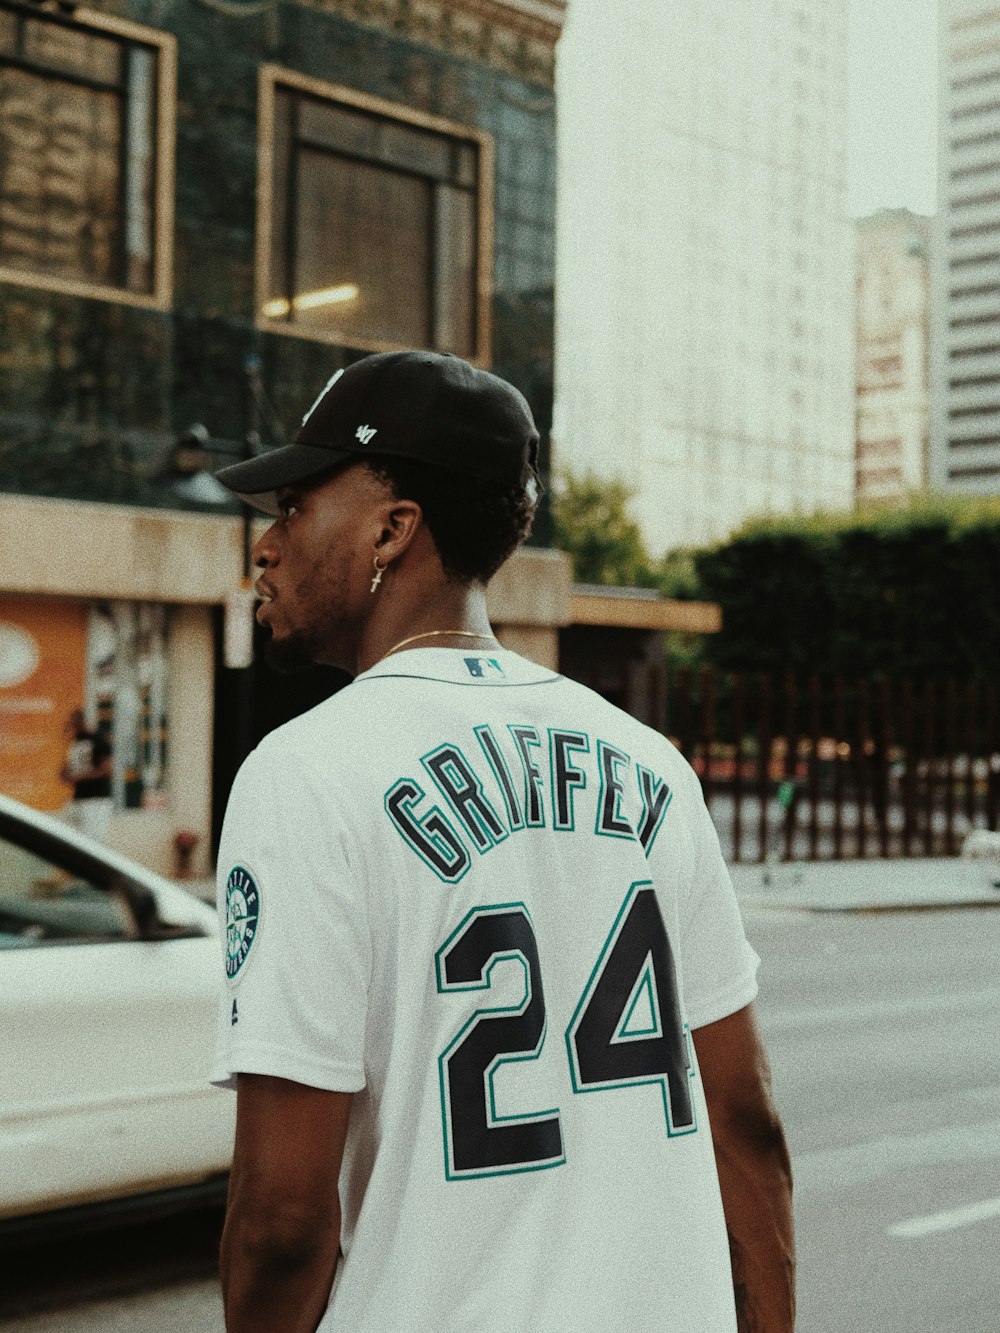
xmin=356 ymin=586 xmax=495 ymax=675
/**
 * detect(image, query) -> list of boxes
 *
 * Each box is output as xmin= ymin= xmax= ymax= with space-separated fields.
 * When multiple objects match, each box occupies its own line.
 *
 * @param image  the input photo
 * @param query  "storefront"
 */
xmin=0 ymin=597 xmax=170 ymax=818
xmin=0 ymin=495 xmax=225 ymax=877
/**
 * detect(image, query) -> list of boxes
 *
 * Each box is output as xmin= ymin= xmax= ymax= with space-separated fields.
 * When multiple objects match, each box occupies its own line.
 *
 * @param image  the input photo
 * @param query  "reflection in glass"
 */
xmin=266 ymin=85 xmax=480 ymax=355
xmin=295 ymin=150 xmax=429 ymax=346
xmin=23 ymin=19 xmax=122 ymax=83
xmin=0 ymin=13 xmax=157 ymax=294
xmin=123 ymin=47 xmax=156 ymax=293
xmin=434 ymin=186 xmax=475 ymax=355
xmin=0 ymin=69 xmax=121 ymax=284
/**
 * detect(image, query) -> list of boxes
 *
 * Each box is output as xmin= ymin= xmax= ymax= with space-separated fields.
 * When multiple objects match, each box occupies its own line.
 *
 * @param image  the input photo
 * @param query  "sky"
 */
xmin=847 ymin=0 xmax=938 ymax=218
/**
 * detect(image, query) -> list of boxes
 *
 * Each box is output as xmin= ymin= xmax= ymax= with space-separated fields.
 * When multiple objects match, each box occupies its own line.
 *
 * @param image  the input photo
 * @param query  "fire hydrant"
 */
xmin=173 ymin=828 xmax=199 ymax=880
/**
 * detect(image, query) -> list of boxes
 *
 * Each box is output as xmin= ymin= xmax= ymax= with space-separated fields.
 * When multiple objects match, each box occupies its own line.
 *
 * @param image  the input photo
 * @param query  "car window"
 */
xmin=0 ymin=833 xmax=132 ymax=948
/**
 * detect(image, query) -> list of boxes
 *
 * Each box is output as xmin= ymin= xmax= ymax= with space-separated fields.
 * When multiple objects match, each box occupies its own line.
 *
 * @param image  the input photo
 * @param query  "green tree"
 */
xmin=658 ymin=547 xmax=701 ymax=600
xmin=551 ymin=469 xmax=658 ymax=587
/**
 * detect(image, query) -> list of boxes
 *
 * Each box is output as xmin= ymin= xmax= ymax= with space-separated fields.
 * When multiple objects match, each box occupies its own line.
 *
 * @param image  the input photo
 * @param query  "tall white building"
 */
xmin=553 ymin=0 xmax=854 ymax=554
xmin=855 ymin=210 xmax=931 ymax=505
xmin=930 ymin=2 xmax=1000 ymax=494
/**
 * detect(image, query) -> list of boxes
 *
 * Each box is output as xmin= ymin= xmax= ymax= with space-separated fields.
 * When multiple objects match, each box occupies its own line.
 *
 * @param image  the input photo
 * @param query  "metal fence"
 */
xmin=660 ymin=670 xmax=1000 ymax=864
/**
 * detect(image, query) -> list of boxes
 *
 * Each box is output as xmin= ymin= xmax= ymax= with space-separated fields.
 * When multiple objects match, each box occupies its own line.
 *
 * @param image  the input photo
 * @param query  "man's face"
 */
xmin=252 ymin=464 xmax=390 ymax=673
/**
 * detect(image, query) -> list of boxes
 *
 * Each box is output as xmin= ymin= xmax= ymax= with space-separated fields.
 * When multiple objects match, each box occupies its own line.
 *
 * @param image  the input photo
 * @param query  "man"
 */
xmin=211 ymin=351 xmax=794 ymax=1333
xmin=61 ymin=708 xmax=113 ymax=842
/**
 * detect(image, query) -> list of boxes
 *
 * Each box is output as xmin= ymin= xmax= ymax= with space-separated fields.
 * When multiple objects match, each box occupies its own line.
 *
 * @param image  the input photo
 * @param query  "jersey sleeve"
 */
xmin=210 ymin=736 xmax=371 ymax=1093
xmin=672 ymin=760 xmax=760 ymax=1031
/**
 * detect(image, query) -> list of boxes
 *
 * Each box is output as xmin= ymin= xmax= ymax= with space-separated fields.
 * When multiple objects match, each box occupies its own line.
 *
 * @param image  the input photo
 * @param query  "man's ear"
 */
xmin=375 ymin=497 xmax=424 ymax=567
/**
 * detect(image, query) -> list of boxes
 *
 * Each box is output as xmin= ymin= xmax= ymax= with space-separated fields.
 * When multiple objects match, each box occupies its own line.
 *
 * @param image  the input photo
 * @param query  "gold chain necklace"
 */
xmin=381 ymin=629 xmax=497 ymax=660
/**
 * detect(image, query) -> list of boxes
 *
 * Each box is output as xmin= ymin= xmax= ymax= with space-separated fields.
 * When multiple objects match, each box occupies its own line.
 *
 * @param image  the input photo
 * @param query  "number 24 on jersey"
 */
xmin=435 ymin=881 xmax=697 ymax=1180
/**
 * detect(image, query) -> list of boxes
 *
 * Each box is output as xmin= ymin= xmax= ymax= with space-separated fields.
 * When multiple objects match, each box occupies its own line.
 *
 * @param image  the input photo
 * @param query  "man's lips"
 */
xmin=255 ymin=580 xmax=277 ymax=623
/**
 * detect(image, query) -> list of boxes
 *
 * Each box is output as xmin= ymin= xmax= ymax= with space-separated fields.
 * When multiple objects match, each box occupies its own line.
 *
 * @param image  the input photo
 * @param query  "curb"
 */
xmin=731 ymin=857 xmax=1000 ymax=915
xmin=738 ymin=894 xmax=1000 ymax=915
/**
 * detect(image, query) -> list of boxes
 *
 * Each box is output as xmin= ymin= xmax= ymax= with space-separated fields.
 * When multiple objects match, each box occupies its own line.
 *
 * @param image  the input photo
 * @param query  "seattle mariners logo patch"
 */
xmin=225 ymin=865 xmax=261 ymax=984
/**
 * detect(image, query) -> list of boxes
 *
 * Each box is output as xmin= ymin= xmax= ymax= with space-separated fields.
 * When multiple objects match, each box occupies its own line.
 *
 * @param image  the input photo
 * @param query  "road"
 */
xmin=748 ymin=904 xmax=1000 ymax=1333
xmin=3 ymin=904 xmax=999 ymax=1331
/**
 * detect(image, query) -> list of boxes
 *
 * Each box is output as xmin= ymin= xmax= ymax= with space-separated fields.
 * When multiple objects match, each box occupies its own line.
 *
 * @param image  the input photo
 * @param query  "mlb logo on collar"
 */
xmin=465 ymin=657 xmax=505 ymax=679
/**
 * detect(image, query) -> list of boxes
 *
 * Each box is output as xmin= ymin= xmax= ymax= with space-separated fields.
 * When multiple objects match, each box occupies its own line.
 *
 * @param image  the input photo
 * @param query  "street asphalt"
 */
xmin=7 ymin=880 xmax=1000 ymax=1332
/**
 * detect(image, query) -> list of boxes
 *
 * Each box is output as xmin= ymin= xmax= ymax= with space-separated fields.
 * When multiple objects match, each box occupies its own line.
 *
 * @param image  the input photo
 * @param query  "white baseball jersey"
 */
xmin=211 ymin=647 xmax=759 ymax=1332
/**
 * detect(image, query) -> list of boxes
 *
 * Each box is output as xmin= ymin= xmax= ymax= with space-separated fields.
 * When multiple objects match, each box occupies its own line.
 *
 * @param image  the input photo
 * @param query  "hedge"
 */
xmin=690 ymin=495 xmax=1000 ymax=680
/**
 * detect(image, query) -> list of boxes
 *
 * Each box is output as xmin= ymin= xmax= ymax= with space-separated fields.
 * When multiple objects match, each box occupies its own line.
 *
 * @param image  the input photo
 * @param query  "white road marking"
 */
xmin=794 ymin=1119 xmax=1000 ymax=1194
xmin=889 ymin=1196 xmax=1000 ymax=1239
xmin=762 ymin=989 xmax=1000 ymax=1033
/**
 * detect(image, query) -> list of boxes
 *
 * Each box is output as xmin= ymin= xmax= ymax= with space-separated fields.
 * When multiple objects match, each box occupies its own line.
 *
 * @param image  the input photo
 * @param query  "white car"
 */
xmin=0 ymin=794 xmax=233 ymax=1240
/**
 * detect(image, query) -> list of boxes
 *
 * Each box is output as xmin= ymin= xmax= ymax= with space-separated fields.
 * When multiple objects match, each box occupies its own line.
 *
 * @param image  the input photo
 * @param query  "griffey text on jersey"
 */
xmin=383 ymin=725 xmax=672 ymax=882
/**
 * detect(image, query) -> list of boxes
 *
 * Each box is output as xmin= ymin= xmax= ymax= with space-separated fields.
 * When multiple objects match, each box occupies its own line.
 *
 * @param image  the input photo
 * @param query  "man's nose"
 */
xmin=252 ymin=524 xmax=279 ymax=568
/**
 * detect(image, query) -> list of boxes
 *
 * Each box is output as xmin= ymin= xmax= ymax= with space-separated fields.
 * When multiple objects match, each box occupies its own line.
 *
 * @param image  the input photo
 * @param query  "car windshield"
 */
xmin=0 ymin=833 xmax=133 ymax=948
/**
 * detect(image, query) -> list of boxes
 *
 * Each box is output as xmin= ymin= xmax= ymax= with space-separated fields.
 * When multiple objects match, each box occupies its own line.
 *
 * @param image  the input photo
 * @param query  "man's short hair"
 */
xmin=364 ymin=455 xmax=536 ymax=585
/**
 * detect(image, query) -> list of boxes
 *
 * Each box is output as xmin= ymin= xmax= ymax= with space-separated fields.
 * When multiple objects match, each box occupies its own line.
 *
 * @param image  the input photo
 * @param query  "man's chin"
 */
xmin=263 ymin=632 xmax=316 ymax=674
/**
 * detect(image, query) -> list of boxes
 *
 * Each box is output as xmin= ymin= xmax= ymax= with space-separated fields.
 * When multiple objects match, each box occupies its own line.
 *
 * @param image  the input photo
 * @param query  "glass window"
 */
xmin=0 ymin=5 xmax=164 ymax=297
xmin=293 ymin=149 xmax=431 ymax=347
xmin=434 ymin=186 xmax=476 ymax=354
xmin=263 ymin=78 xmax=486 ymax=358
xmin=0 ymin=832 xmax=132 ymax=948
xmin=22 ymin=17 xmax=122 ymax=82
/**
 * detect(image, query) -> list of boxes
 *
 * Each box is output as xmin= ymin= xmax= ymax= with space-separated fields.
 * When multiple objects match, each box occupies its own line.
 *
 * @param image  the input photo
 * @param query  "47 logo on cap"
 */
xmin=355 ymin=424 xmax=377 ymax=445
xmin=225 ymin=865 xmax=261 ymax=983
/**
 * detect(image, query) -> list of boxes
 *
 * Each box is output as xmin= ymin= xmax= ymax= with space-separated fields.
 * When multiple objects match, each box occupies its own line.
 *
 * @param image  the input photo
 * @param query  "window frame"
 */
xmin=256 ymin=63 xmax=494 ymax=364
xmin=0 ymin=3 xmax=176 ymax=311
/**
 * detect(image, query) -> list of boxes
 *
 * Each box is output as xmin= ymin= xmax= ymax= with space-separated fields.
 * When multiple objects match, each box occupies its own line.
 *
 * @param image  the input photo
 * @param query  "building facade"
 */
xmin=855 ymin=209 xmax=931 ymax=504
xmin=0 ymin=0 xmax=568 ymax=873
xmin=553 ymin=0 xmax=854 ymax=555
xmin=930 ymin=1 xmax=1000 ymax=494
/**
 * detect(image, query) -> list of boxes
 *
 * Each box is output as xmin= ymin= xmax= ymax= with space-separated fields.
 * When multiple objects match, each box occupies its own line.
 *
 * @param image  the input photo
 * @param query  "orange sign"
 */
xmin=0 ymin=598 xmax=88 ymax=812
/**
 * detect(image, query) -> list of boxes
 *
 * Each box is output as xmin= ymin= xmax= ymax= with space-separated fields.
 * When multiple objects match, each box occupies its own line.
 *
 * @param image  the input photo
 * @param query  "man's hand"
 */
xmin=693 ymin=1004 xmax=795 ymax=1333
xmin=221 ymin=1075 xmax=354 ymax=1333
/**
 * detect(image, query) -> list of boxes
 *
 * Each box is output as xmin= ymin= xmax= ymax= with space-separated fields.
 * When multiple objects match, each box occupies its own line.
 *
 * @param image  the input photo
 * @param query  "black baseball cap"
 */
xmin=215 ymin=350 xmax=541 ymax=515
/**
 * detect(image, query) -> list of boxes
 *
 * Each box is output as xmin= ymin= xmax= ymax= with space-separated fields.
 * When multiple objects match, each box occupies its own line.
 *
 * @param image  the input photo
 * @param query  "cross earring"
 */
xmin=371 ymin=555 xmax=386 ymax=593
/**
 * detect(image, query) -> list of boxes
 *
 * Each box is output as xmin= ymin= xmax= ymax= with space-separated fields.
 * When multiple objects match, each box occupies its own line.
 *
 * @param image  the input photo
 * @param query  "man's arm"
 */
xmin=692 ymin=1003 xmax=795 ymax=1333
xmin=221 ymin=1075 xmax=354 ymax=1333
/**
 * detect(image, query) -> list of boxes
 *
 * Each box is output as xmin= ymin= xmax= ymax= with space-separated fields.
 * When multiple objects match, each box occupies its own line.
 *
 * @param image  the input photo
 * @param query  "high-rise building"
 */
xmin=930 ymin=2 xmax=1000 ymax=494
xmin=855 ymin=210 xmax=931 ymax=504
xmin=553 ymin=0 xmax=854 ymax=555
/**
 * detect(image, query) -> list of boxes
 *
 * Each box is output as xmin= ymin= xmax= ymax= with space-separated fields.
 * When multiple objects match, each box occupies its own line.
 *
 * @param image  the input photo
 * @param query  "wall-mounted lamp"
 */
xmin=167 ymin=423 xmax=235 ymax=508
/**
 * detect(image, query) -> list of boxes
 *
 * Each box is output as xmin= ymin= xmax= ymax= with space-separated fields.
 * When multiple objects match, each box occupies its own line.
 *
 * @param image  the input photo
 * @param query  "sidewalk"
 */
xmin=731 ymin=856 xmax=1000 ymax=913
xmin=184 ymin=861 xmax=1000 ymax=915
